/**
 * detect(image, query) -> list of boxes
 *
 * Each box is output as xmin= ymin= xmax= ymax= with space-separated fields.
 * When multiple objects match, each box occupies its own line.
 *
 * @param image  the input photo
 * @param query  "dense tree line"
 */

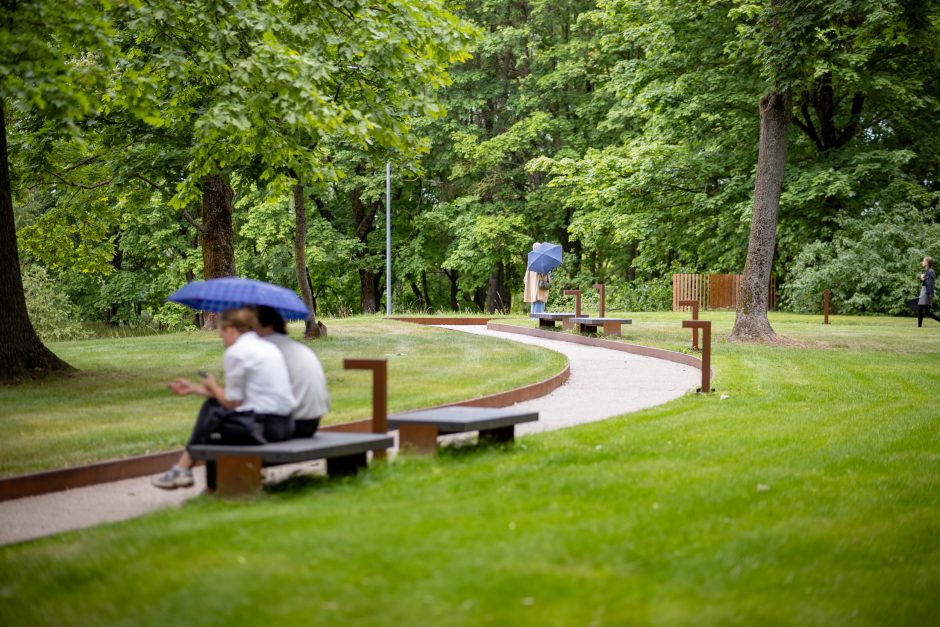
xmin=3 ymin=0 xmax=938 ymax=378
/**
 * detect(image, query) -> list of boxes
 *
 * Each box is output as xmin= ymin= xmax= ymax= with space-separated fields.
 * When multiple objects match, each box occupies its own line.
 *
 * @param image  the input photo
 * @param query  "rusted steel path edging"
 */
xmin=0 ymin=345 xmax=570 ymax=502
xmin=486 ymin=322 xmax=714 ymax=381
xmin=388 ymin=316 xmax=495 ymax=326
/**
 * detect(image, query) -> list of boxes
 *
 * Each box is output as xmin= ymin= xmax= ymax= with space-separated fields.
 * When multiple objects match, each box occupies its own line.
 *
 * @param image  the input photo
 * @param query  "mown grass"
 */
xmin=0 ymin=313 xmax=937 ymax=625
xmin=0 ymin=318 xmax=565 ymax=476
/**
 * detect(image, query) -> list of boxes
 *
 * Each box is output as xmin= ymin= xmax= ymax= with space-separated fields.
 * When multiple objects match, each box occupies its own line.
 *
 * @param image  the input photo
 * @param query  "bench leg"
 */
xmin=602 ymin=321 xmax=622 ymax=336
xmin=538 ymin=318 xmax=554 ymax=329
xmin=215 ymin=455 xmax=262 ymax=497
xmin=562 ymin=318 xmax=573 ymax=330
xmin=398 ymin=424 xmax=440 ymax=454
xmin=326 ymin=452 xmax=368 ymax=477
xmin=479 ymin=425 xmax=515 ymax=445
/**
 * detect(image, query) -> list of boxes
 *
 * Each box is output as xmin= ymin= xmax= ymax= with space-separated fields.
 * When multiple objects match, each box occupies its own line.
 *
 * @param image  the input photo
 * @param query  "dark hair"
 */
xmin=220 ymin=307 xmax=257 ymax=333
xmin=926 ymin=256 xmax=934 ymax=269
xmin=256 ymin=305 xmax=287 ymax=334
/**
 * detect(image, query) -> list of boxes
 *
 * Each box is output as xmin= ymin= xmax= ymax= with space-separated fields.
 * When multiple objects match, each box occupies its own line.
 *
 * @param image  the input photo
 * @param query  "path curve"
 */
xmin=438 ymin=325 xmax=699 ymax=435
xmin=0 ymin=325 xmax=699 ymax=546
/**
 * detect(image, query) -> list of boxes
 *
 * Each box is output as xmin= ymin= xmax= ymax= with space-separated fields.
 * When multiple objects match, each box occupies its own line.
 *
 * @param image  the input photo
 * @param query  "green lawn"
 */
xmin=0 ymin=313 xmax=938 ymax=625
xmin=0 ymin=318 xmax=566 ymax=476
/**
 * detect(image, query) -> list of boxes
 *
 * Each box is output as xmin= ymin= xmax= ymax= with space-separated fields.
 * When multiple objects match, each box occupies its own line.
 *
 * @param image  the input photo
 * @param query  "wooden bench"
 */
xmin=388 ymin=406 xmax=539 ymax=454
xmin=189 ymin=432 xmax=393 ymax=496
xmin=530 ymin=312 xmax=576 ymax=329
xmin=569 ymin=317 xmax=633 ymax=336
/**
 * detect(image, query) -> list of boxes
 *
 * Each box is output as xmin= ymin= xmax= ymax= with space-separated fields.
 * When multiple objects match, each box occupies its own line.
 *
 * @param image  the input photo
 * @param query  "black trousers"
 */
xmin=187 ymin=399 xmax=294 ymax=491
xmin=917 ymin=305 xmax=940 ymax=327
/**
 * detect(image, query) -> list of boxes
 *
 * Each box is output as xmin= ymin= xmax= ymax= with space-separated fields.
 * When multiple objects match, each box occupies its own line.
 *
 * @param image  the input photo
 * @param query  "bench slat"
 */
xmin=389 ymin=406 xmax=538 ymax=433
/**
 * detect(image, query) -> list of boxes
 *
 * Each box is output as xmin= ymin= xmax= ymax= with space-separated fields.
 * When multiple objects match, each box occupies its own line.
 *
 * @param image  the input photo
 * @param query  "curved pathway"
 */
xmin=440 ymin=325 xmax=699 ymax=435
xmin=0 ymin=325 xmax=699 ymax=546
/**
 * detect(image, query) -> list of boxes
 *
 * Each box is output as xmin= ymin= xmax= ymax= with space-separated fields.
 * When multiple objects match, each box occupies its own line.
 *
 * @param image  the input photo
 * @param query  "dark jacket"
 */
xmin=924 ymin=268 xmax=936 ymax=298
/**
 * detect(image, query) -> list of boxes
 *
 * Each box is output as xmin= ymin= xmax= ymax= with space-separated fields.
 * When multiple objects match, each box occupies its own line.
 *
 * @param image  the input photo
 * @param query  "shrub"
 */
xmin=782 ymin=207 xmax=940 ymax=315
xmin=22 ymin=264 xmax=90 ymax=341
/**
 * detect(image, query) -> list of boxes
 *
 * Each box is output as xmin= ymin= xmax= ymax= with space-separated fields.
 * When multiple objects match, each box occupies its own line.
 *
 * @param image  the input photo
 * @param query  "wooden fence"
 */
xmin=672 ymin=273 xmax=776 ymax=311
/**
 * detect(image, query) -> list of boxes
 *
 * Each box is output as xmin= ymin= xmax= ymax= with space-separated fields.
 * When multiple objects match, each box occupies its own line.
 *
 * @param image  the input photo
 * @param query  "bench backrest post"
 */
xmin=563 ymin=289 xmax=581 ymax=317
xmin=677 ymin=299 xmax=700 ymax=350
xmin=681 ymin=320 xmax=711 ymax=393
xmin=592 ymin=283 xmax=605 ymax=318
xmin=343 ymin=358 xmax=388 ymax=459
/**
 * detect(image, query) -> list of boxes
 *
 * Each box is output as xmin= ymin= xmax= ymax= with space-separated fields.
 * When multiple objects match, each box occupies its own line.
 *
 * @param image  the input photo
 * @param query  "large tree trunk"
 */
xmin=349 ymin=182 xmax=381 ymax=314
xmin=485 ymin=262 xmax=510 ymax=314
xmin=0 ymin=99 xmax=73 ymax=381
xmin=730 ymin=90 xmax=791 ymax=342
xmin=444 ymin=269 xmax=460 ymax=311
xmin=200 ymin=174 xmax=236 ymax=330
xmin=357 ymin=268 xmax=378 ymax=314
xmin=291 ymin=178 xmax=323 ymax=338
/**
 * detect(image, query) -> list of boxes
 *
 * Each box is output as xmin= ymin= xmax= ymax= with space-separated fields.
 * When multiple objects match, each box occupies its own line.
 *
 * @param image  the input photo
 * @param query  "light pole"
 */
xmin=385 ymin=161 xmax=391 ymax=316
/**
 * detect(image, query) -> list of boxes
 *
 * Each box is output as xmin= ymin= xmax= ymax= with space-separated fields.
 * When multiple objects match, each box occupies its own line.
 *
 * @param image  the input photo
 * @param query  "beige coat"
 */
xmin=523 ymin=270 xmax=550 ymax=303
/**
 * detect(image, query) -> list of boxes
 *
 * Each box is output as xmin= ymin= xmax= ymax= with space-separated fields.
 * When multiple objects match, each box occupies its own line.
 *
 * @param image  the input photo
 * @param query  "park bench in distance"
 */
xmin=530 ymin=312 xmax=576 ymax=329
xmin=388 ymin=406 xmax=539 ymax=454
xmin=189 ymin=432 xmax=394 ymax=496
xmin=569 ymin=316 xmax=633 ymax=337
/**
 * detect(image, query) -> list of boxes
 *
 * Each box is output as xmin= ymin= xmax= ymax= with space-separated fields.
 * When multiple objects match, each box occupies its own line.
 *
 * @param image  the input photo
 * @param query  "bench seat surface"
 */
xmin=189 ymin=431 xmax=393 ymax=464
xmin=389 ymin=406 xmax=538 ymax=434
xmin=530 ymin=312 xmax=575 ymax=320
xmin=570 ymin=317 xmax=633 ymax=324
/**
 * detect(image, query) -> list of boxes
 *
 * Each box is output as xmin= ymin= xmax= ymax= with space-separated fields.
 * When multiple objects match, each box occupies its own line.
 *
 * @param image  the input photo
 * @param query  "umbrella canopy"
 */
xmin=527 ymin=243 xmax=563 ymax=274
xmin=168 ymin=277 xmax=310 ymax=320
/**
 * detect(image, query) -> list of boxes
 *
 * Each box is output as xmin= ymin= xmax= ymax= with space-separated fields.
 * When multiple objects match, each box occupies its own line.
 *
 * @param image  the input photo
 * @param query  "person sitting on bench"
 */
xmin=255 ymin=306 xmax=331 ymax=437
xmin=152 ymin=307 xmax=297 ymax=490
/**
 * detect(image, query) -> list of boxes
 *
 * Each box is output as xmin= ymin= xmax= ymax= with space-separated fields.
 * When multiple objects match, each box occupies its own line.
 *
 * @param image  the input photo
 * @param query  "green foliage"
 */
xmin=21 ymin=265 xmax=89 ymax=342
xmin=783 ymin=207 xmax=940 ymax=315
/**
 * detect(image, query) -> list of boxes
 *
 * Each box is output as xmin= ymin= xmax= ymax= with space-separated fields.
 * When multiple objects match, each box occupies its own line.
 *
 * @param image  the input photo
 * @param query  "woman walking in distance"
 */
xmin=917 ymin=256 xmax=939 ymax=327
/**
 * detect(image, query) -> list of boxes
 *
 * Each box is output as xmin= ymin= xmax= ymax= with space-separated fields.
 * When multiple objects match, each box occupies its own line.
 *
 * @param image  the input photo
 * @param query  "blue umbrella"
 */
xmin=168 ymin=277 xmax=310 ymax=320
xmin=527 ymin=243 xmax=563 ymax=274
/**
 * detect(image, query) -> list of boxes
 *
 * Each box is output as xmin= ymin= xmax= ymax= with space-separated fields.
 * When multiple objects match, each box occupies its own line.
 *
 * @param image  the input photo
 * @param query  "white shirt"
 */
xmin=262 ymin=333 xmax=331 ymax=419
xmin=223 ymin=331 xmax=296 ymax=415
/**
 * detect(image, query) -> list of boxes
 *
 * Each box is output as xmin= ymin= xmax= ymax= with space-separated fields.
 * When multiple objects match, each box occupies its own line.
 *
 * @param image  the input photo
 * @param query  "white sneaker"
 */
xmin=151 ymin=467 xmax=194 ymax=489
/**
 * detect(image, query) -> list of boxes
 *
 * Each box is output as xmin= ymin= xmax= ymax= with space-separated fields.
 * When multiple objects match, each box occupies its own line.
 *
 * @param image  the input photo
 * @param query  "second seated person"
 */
xmin=256 ymin=305 xmax=331 ymax=437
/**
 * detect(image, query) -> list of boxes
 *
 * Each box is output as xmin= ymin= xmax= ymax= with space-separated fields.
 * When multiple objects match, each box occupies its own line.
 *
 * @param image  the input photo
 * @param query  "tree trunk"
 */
xmin=359 ymin=268 xmax=379 ymax=314
xmin=444 ymin=269 xmax=459 ymax=311
xmin=291 ymin=178 xmax=323 ymax=338
xmin=485 ymin=262 xmax=509 ymax=314
xmin=199 ymin=174 xmax=236 ymax=330
xmin=349 ymin=182 xmax=381 ymax=314
xmin=730 ymin=90 xmax=791 ymax=342
xmin=0 ymin=99 xmax=73 ymax=381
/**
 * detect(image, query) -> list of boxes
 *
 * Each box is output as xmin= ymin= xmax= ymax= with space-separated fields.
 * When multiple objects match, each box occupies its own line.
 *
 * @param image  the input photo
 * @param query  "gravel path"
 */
xmin=0 ymin=325 xmax=699 ymax=546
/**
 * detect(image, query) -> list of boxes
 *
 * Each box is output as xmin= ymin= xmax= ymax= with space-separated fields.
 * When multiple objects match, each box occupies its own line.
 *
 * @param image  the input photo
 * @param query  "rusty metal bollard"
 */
xmin=564 ymin=289 xmax=582 ymax=317
xmin=678 ymin=299 xmax=700 ymax=351
xmin=343 ymin=358 xmax=388 ymax=459
xmin=681 ymin=320 xmax=712 ymax=393
xmin=823 ymin=289 xmax=830 ymax=325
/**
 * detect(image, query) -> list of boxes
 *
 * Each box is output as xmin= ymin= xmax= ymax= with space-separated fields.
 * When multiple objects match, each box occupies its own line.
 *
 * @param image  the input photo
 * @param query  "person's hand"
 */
xmin=168 ymin=378 xmax=196 ymax=396
xmin=921 ymin=273 xmax=926 ymax=281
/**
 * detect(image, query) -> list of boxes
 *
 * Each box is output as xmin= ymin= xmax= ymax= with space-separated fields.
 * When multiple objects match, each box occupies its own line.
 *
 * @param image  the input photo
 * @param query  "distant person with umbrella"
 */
xmin=524 ymin=243 xmax=550 ymax=313
xmin=256 ymin=306 xmax=331 ymax=437
xmin=917 ymin=256 xmax=939 ymax=327
xmin=152 ymin=307 xmax=297 ymax=490
xmin=525 ymin=242 xmax=562 ymax=314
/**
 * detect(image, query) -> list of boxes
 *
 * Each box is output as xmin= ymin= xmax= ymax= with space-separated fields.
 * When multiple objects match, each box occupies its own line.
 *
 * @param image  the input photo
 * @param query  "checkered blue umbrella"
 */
xmin=168 ymin=278 xmax=309 ymax=320
xmin=527 ymin=243 xmax=563 ymax=274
